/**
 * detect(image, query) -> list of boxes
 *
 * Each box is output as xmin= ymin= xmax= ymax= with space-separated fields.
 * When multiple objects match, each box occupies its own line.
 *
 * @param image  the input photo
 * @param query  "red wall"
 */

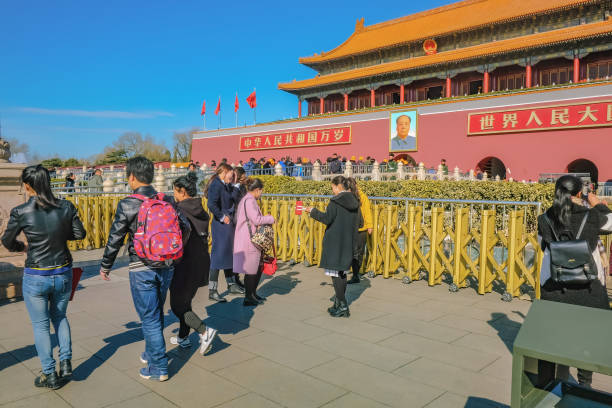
xmin=192 ymin=95 xmax=612 ymax=181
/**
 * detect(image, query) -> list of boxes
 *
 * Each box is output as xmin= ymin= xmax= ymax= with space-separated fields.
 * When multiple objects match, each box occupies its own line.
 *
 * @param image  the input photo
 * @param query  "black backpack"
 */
xmin=544 ymin=213 xmax=597 ymax=285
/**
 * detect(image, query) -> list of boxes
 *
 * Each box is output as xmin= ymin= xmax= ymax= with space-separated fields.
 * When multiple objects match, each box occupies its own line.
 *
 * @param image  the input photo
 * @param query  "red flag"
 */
xmin=214 ymin=97 xmax=221 ymax=115
xmin=200 ymin=100 xmax=206 ymax=116
xmin=234 ymin=93 xmax=239 ymax=113
xmin=246 ymin=91 xmax=256 ymax=108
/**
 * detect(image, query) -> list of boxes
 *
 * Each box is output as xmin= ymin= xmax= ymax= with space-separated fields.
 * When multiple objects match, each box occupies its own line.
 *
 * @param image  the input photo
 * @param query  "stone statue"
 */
xmin=0 ymin=137 xmax=10 ymax=163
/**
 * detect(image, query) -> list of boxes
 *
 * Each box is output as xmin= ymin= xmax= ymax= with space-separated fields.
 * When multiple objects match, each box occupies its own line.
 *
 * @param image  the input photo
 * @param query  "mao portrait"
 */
xmin=389 ymin=110 xmax=417 ymax=152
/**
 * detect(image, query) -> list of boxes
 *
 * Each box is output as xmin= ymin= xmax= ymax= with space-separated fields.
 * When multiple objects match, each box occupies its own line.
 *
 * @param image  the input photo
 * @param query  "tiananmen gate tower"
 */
xmin=192 ymin=0 xmax=612 ymax=182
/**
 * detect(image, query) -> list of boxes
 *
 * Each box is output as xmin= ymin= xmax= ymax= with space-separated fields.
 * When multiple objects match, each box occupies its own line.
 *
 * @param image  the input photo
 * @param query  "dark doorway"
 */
xmin=469 ymin=80 xmax=483 ymax=95
xmin=427 ymin=86 xmax=443 ymax=99
xmin=477 ymin=157 xmax=507 ymax=179
xmin=567 ymin=158 xmax=598 ymax=183
xmin=392 ymin=92 xmax=401 ymax=104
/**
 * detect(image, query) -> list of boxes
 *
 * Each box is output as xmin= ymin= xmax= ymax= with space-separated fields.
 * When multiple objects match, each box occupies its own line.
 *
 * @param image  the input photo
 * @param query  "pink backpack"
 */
xmin=130 ymin=193 xmax=183 ymax=262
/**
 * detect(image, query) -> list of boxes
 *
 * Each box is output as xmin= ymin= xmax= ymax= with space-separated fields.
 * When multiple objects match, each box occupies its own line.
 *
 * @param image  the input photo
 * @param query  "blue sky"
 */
xmin=0 ymin=0 xmax=454 ymax=159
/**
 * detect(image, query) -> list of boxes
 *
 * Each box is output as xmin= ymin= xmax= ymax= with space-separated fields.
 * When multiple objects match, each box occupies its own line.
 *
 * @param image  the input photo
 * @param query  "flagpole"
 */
xmin=203 ymin=113 xmax=206 ymax=130
xmin=254 ymin=88 xmax=257 ymax=125
xmin=218 ymin=95 xmax=221 ymax=129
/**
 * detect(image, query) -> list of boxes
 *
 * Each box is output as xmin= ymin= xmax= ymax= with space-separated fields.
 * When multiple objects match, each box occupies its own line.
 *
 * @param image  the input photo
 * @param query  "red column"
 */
xmin=400 ymin=84 xmax=405 ymax=103
xmin=319 ymin=97 xmax=324 ymax=114
xmin=483 ymin=71 xmax=490 ymax=93
xmin=298 ymin=99 xmax=302 ymax=118
xmin=525 ymin=65 xmax=532 ymax=88
xmin=370 ymin=89 xmax=375 ymax=107
xmin=573 ymin=57 xmax=580 ymax=83
xmin=445 ymin=77 xmax=451 ymax=98
xmin=343 ymin=94 xmax=348 ymax=111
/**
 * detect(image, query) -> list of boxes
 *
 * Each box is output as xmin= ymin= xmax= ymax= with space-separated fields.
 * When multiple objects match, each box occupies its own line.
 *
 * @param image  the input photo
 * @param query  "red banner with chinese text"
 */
xmin=239 ymin=126 xmax=351 ymax=151
xmin=468 ymin=101 xmax=612 ymax=135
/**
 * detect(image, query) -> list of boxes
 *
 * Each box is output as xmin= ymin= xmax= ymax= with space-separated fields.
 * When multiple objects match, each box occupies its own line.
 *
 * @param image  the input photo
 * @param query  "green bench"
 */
xmin=512 ymin=299 xmax=612 ymax=407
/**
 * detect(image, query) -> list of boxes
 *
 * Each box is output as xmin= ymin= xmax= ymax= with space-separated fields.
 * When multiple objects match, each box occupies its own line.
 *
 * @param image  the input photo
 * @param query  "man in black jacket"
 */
xmin=99 ymin=156 xmax=189 ymax=382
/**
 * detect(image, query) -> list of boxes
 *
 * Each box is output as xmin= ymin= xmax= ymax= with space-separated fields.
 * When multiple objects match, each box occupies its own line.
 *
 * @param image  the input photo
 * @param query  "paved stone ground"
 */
xmin=1 ymin=250 xmax=611 ymax=408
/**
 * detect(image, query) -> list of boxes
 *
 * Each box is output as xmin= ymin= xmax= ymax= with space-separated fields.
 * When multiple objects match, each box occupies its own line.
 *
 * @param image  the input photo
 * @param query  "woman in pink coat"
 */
xmin=233 ymin=178 xmax=275 ymax=306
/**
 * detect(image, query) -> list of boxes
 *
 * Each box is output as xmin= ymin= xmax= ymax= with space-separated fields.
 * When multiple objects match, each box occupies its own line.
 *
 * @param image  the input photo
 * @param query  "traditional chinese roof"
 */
xmin=300 ymin=0 xmax=596 ymax=65
xmin=279 ymin=18 xmax=612 ymax=92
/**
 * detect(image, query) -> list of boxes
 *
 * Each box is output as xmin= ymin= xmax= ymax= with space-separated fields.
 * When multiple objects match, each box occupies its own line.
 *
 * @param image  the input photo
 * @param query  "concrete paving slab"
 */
xmin=213 ymin=393 xmax=283 ymax=408
xmin=230 ymin=331 xmax=336 ymax=371
xmin=248 ymin=310 xmax=330 ymax=342
xmin=431 ymin=314 xmax=521 ymax=340
xmin=125 ymin=362 xmax=247 ymax=408
xmin=368 ymin=313 xmax=470 ymax=343
xmin=395 ymin=357 xmax=511 ymax=405
xmin=217 ymin=357 xmax=346 ymax=408
xmin=362 ymin=299 xmax=448 ymax=321
xmin=379 ymin=332 xmax=500 ymax=372
xmin=303 ymin=315 xmax=400 ymax=343
xmin=423 ymin=391 xmax=507 ymax=408
xmin=319 ymin=392 xmax=390 ymax=408
xmin=56 ymin=355 xmax=150 ymax=408
xmin=306 ymin=357 xmax=443 ymax=408
xmin=305 ymin=332 xmax=418 ymax=372
xmin=0 ymin=391 xmax=72 ymax=408
xmin=103 ymin=392 xmax=179 ymax=408
xmin=0 ymin=351 xmax=47 ymax=405
xmin=451 ymin=332 xmax=513 ymax=357
xmin=187 ymin=341 xmax=257 ymax=372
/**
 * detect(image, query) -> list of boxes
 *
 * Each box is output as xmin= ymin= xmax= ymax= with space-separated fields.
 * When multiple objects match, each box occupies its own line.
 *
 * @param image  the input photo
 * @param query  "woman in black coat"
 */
xmin=306 ymin=175 xmax=359 ymax=318
xmin=205 ymin=163 xmax=243 ymax=302
xmin=169 ymin=173 xmax=218 ymax=355
xmin=536 ymin=175 xmax=612 ymax=387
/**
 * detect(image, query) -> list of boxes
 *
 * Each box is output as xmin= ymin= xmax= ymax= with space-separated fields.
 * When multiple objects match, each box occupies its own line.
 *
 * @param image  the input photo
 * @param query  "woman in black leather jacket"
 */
xmin=1 ymin=165 xmax=86 ymax=389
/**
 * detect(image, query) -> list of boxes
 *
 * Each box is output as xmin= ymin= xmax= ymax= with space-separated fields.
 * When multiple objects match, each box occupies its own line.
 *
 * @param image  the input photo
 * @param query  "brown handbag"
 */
xmin=243 ymin=200 xmax=274 ymax=253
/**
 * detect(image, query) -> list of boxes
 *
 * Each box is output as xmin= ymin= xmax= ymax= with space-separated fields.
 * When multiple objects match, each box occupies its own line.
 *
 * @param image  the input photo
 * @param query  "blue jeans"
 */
xmin=129 ymin=266 xmax=173 ymax=374
xmin=22 ymin=271 xmax=73 ymax=375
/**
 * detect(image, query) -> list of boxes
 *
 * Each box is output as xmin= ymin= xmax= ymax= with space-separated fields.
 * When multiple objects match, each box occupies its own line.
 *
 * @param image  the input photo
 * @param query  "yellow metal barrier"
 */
xmin=69 ymin=194 xmax=550 ymax=301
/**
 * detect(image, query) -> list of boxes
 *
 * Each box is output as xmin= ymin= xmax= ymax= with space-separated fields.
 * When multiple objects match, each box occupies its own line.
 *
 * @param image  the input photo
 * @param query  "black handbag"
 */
xmin=544 ymin=213 xmax=597 ymax=285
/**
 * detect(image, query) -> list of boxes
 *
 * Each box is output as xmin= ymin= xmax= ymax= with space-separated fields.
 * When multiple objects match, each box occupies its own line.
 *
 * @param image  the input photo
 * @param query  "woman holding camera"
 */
xmin=306 ymin=175 xmax=360 ymax=317
xmin=537 ymin=175 xmax=612 ymax=387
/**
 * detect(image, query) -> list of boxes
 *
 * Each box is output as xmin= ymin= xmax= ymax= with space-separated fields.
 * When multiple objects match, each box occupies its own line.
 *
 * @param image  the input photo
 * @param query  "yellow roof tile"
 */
xmin=279 ymin=19 xmax=612 ymax=91
xmin=300 ymin=0 xmax=594 ymax=64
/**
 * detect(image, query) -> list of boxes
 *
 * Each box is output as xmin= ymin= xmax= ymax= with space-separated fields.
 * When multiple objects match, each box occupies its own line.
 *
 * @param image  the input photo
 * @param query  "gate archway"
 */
xmin=476 ymin=157 xmax=506 ymax=179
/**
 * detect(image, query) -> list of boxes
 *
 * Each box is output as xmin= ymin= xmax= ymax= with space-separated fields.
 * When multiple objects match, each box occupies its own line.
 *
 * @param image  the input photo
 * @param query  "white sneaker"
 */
xmin=170 ymin=336 xmax=191 ymax=348
xmin=199 ymin=327 xmax=218 ymax=355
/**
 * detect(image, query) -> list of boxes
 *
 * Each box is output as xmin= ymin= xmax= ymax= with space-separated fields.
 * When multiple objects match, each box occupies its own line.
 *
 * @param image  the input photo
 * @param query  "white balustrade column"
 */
xmin=397 ymin=161 xmax=404 ymax=180
xmin=312 ymin=162 xmax=322 ymax=181
xmin=344 ymin=161 xmax=353 ymax=178
xmin=372 ymin=161 xmax=381 ymax=181
xmin=417 ymin=162 xmax=426 ymax=180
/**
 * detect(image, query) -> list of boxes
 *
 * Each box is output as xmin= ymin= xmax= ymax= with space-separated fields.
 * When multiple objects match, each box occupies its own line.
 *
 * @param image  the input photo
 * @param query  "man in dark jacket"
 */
xmin=328 ymin=153 xmax=342 ymax=174
xmin=99 ymin=156 xmax=190 ymax=382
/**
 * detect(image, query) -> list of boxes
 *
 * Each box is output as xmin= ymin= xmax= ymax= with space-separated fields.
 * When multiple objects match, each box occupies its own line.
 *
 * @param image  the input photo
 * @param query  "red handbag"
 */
xmin=262 ymin=244 xmax=277 ymax=276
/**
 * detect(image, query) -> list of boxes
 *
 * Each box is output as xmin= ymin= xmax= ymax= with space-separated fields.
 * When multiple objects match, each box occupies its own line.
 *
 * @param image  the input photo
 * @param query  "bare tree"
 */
xmin=172 ymin=128 xmax=196 ymax=162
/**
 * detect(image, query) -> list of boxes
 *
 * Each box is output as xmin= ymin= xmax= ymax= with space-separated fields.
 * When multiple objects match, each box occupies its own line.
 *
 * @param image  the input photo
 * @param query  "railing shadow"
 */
xmin=463 ymin=396 xmax=509 ymax=407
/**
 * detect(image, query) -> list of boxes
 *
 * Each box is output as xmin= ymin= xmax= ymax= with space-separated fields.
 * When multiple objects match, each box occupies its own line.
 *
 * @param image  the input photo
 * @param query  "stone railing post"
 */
xmin=509 ymin=177 xmax=514 ymax=182
xmin=102 ymin=177 xmax=114 ymax=193
xmin=417 ymin=162 xmax=426 ymax=180
xmin=372 ymin=161 xmax=381 ymax=181
xmin=437 ymin=164 xmax=444 ymax=180
xmin=469 ymin=169 xmax=475 ymax=181
xmin=274 ymin=163 xmax=283 ymax=176
xmin=312 ymin=161 xmax=322 ymax=181
xmin=483 ymin=172 xmax=489 ymax=181
xmin=200 ymin=163 xmax=208 ymax=174
xmin=344 ymin=161 xmax=353 ymax=178
xmin=396 ymin=161 xmax=404 ymax=180
xmin=170 ymin=163 xmax=176 ymax=177
xmin=154 ymin=165 xmax=166 ymax=192
xmin=495 ymin=175 xmax=501 ymax=182
xmin=115 ymin=170 xmax=126 ymax=192
xmin=453 ymin=166 xmax=460 ymax=181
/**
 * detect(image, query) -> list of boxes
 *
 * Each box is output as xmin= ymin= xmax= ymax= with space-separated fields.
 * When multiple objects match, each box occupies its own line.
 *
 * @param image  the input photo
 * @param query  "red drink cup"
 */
xmin=295 ymin=200 xmax=303 ymax=215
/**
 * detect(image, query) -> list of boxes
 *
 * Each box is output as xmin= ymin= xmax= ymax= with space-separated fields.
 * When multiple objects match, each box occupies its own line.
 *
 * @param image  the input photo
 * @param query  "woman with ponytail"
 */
xmin=537 ymin=174 xmax=612 ymax=387
xmin=169 ymin=172 xmax=218 ymax=354
xmin=346 ymin=177 xmax=373 ymax=284
xmin=305 ymin=175 xmax=360 ymax=317
xmin=1 ymin=165 xmax=86 ymax=389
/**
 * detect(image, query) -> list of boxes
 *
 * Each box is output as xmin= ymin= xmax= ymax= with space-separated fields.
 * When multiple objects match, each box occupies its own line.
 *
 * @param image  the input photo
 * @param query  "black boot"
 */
xmin=59 ymin=359 xmax=72 ymax=378
xmin=209 ymin=289 xmax=227 ymax=302
xmin=35 ymin=371 xmax=63 ymax=389
xmin=348 ymin=274 xmax=360 ymax=284
xmin=329 ymin=300 xmax=350 ymax=318
xmin=243 ymin=295 xmax=262 ymax=306
xmin=254 ymin=293 xmax=266 ymax=302
xmin=327 ymin=297 xmax=340 ymax=314
xmin=228 ymin=284 xmax=245 ymax=294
